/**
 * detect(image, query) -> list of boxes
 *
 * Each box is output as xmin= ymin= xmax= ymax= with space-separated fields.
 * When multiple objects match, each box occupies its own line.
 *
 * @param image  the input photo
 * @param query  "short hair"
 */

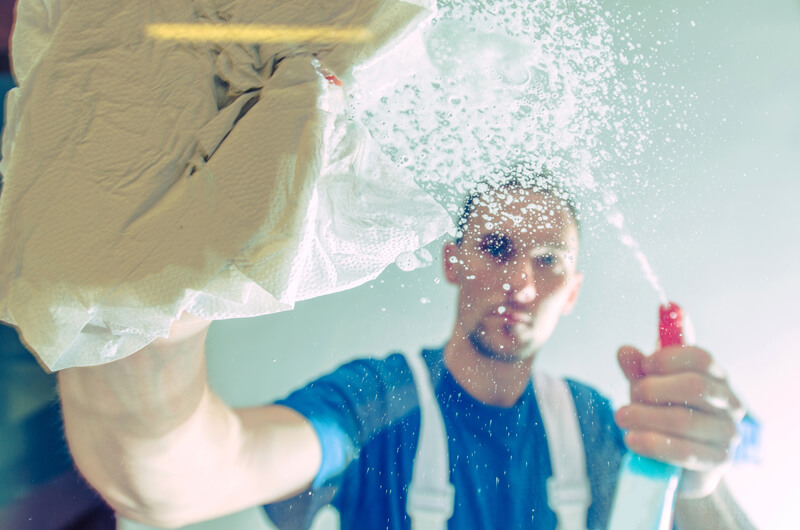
xmin=454 ymin=165 xmax=581 ymax=246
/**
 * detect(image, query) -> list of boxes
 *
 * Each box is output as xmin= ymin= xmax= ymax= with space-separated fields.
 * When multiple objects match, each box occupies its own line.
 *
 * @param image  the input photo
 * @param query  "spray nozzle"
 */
xmin=658 ymin=302 xmax=695 ymax=348
xmin=658 ymin=302 xmax=684 ymax=347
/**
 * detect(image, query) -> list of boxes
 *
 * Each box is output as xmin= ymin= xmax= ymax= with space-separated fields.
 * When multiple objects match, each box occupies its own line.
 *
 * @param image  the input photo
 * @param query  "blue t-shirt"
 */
xmin=264 ymin=349 xmax=625 ymax=529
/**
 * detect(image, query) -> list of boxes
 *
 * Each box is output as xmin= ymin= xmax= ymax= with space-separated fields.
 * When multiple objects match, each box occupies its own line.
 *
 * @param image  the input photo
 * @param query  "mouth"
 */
xmin=493 ymin=308 xmax=531 ymax=325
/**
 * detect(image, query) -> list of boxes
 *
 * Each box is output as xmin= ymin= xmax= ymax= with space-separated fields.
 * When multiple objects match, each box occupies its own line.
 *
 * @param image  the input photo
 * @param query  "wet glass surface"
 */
xmin=1 ymin=0 xmax=798 ymax=528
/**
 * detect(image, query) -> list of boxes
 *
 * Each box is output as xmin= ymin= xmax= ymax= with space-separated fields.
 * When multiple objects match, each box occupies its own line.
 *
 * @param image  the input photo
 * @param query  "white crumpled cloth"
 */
xmin=0 ymin=0 xmax=451 ymax=371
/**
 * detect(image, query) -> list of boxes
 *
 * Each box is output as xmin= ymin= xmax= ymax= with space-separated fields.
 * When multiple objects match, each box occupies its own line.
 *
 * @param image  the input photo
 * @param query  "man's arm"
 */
xmin=674 ymin=481 xmax=755 ymax=530
xmin=58 ymin=313 xmax=322 ymax=528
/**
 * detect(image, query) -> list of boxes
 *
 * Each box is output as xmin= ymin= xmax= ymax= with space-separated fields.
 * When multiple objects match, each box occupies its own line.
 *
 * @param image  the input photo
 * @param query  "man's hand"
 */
xmin=615 ymin=345 xmax=745 ymax=499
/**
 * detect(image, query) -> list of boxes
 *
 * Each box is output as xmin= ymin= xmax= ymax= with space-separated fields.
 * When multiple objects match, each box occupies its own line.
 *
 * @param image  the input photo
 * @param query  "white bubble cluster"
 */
xmin=350 ymin=1 xmax=698 ymax=300
xmin=395 ymin=247 xmax=435 ymax=271
xmin=351 ymin=0 xmax=634 ymax=218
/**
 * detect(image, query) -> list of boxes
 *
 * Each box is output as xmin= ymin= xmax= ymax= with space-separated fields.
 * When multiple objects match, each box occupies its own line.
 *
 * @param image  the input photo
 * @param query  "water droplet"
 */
xmin=502 ymin=283 xmax=511 ymax=291
xmin=498 ymin=306 xmax=506 ymax=314
xmin=396 ymin=248 xmax=434 ymax=271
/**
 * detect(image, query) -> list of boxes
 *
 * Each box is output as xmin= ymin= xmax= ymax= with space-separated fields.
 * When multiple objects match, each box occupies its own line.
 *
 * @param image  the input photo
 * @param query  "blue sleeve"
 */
xmin=274 ymin=353 xmax=418 ymax=489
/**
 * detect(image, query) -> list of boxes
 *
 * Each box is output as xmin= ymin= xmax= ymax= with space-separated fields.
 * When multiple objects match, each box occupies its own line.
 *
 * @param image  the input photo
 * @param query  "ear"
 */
xmin=443 ymin=242 xmax=461 ymax=284
xmin=560 ymin=271 xmax=584 ymax=316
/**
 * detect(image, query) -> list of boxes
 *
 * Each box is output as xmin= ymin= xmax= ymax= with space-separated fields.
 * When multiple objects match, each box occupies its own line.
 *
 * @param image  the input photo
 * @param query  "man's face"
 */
xmin=444 ymin=188 xmax=583 ymax=363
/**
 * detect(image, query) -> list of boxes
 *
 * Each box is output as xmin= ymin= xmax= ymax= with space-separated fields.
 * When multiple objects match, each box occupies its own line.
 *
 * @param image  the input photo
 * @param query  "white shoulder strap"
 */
xmin=533 ymin=372 xmax=592 ymax=530
xmin=403 ymin=352 xmax=591 ymax=530
xmin=403 ymin=352 xmax=455 ymax=530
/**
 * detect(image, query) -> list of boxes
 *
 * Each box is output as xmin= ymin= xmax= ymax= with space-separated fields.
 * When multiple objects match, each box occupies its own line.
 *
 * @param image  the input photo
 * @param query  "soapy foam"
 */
xmin=353 ymin=0 xmax=678 ymax=297
xmin=351 ymin=0 xmax=623 ymax=215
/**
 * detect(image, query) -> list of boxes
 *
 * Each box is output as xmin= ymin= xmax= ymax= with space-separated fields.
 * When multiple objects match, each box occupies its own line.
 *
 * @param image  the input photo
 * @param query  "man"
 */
xmin=58 ymin=173 xmax=751 ymax=529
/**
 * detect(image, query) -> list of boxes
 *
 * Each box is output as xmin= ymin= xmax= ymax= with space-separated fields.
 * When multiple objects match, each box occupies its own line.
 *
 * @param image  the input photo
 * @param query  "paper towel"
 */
xmin=0 ymin=0 xmax=451 ymax=371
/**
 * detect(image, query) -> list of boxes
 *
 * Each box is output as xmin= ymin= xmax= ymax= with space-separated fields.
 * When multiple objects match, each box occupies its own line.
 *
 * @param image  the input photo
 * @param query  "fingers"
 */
xmin=618 ymin=344 xmax=743 ymax=416
xmin=617 ymin=345 xmax=646 ymax=382
xmin=629 ymin=372 xmax=742 ymax=415
xmin=615 ymin=404 xmax=739 ymax=447
xmin=621 ymin=429 xmax=733 ymax=472
xmin=641 ymin=345 xmax=727 ymax=380
xmin=616 ymin=342 xmax=744 ymax=497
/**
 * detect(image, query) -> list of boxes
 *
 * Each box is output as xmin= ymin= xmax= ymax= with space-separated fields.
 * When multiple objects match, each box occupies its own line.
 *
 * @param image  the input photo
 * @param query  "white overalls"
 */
xmin=403 ymin=352 xmax=592 ymax=530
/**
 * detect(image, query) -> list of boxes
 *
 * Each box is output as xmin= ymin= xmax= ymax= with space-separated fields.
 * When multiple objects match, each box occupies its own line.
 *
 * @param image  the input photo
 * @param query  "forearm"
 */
xmin=58 ymin=321 xmax=244 ymax=527
xmin=674 ymin=480 xmax=756 ymax=530
xmin=59 ymin=323 xmax=209 ymax=434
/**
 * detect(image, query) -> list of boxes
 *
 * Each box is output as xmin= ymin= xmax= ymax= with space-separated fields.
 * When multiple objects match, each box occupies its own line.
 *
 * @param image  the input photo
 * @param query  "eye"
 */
xmin=480 ymin=234 xmax=514 ymax=262
xmin=534 ymin=253 xmax=557 ymax=268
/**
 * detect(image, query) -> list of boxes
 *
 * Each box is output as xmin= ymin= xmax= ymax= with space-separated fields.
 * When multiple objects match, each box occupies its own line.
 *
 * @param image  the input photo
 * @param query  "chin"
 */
xmin=468 ymin=329 xmax=534 ymax=364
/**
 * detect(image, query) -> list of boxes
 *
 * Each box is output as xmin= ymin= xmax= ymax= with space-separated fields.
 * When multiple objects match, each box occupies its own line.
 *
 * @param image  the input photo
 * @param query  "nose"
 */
xmin=504 ymin=259 xmax=537 ymax=306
